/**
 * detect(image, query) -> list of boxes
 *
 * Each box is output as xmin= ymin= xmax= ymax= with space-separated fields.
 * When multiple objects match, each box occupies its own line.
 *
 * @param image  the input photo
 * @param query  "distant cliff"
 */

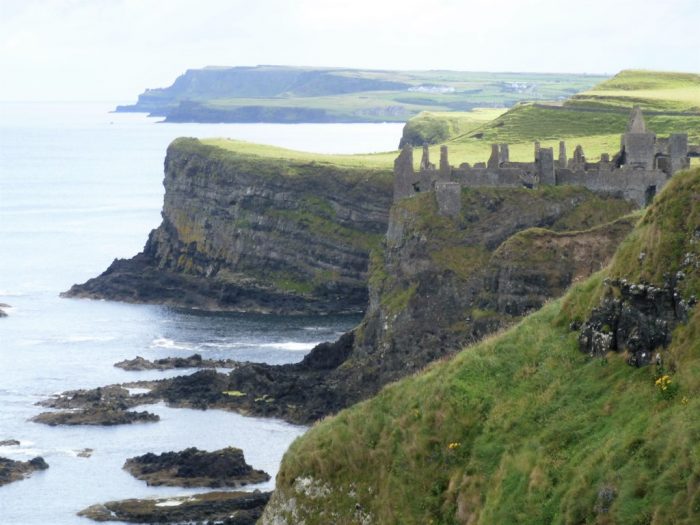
xmin=115 ymin=65 xmax=606 ymax=123
xmin=63 ymin=139 xmax=393 ymax=314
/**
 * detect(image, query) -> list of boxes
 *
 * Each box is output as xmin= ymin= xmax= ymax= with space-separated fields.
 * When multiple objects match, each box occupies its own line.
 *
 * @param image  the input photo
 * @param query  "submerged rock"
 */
xmin=32 ymin=408 xmax=159 ymax=426
xmin=0 ymin=456 xmax=49 ymax=486
xmin=124 ymin=446 xmax=269 ymax=488
xmin=115 ymin=353 xmax=239 ymax=371
xmin=78 ymin=490 xmax=270 ymax=524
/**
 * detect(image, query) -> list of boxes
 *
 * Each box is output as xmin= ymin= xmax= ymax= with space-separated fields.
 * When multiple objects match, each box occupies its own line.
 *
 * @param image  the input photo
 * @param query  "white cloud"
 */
xmin=0 ymin=0 xmax=697 ymax=101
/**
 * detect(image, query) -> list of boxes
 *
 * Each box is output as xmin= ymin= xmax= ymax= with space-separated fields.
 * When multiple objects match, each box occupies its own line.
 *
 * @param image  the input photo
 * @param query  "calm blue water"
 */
xmin=0 ymin=102 xmax=402 ymax=524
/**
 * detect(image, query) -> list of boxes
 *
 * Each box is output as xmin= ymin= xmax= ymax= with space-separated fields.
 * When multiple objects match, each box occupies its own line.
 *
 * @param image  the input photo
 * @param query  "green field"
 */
xmin=204 ymin=70 xmax=700 ymax=170
xmin=272 ymin=168 xmax=700 ymax=524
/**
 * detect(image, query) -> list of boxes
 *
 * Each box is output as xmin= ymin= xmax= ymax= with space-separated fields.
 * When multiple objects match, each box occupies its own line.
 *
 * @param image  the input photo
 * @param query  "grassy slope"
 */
xmin=567 ymin=70 xmax=700 ymax=113
xmin=273 ymin=168 xmax=700 ymax=525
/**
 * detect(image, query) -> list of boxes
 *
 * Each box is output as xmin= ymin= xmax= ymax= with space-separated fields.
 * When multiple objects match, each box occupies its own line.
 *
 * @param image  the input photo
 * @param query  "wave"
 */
xmin=150 ymin=337 xmax=195 ymax=351
xmin=259 ymin=342 xmax=320 ymax=352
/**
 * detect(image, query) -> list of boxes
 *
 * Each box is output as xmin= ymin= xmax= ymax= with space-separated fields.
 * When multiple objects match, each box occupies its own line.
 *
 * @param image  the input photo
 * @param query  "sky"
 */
xmin=0 ymin=0 xmax=698 ymax=102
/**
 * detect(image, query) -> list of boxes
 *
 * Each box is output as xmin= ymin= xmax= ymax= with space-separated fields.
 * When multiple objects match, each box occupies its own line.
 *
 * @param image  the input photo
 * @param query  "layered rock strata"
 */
xmin=63 ymin=139 xmax=393 ymax=314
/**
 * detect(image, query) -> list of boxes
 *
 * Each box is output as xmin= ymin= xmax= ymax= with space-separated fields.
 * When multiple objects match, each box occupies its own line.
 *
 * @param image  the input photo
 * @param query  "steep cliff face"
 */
xmin=261 ymin=170 xmax=700 ymax=525
xmin=63 ymin=139 xmax=393 ymax=314
xmin=175 ymin=186 xmax=636 ymax=425
xmin=349 ymin=187 xmax=636 ymax=387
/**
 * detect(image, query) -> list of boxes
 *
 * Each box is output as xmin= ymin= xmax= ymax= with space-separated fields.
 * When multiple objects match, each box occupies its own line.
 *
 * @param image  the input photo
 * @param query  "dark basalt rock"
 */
xmin=0 ymin=439 xmax=20 ymax=447
xmin=32 ymin=408 xmax=159 ymax=426
xmin=78 ymin=490 xmax=270 ymax=524
xmin=0 ymin=456 xmax=49 ymax=486
xmin=0 ymin=303 xmax=9 ymax=317
xmin=124 ymin=447 xmax=269 ymax=488
xmin=578 ymin=277 xmax=696 ymax=366
xmin=62 ymin=140 xmax=393 ymax=315
xmin=115 ymin=353 xmax=239 ymax=371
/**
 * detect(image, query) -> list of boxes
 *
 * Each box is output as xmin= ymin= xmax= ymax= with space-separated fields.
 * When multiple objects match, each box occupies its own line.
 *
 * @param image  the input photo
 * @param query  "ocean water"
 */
xmin=0 ymin=102 xmax=403 ymax=524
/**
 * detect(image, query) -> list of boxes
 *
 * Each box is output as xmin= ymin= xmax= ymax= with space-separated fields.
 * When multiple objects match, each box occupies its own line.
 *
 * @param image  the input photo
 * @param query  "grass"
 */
xmin=568 ymin=70 xmax=700 ymax=113
xmin=400 ymin=108 xmax=507 ymax=146
xmin=273 ymin=168 xmax=700 ymax=525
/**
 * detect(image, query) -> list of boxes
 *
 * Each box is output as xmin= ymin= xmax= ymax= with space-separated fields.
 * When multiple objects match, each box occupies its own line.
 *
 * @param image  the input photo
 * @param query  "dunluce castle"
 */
xmin=394 ymin=107 xmax=700 ymax=214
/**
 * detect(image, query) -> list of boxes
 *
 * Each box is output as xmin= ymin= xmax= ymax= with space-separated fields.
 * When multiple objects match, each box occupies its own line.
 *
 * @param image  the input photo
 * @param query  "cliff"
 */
xmin=134 ymin=185 xmax=636 ymax=426
xmin=62 ymin=139 xmax=393 ymax=314
xmin=261 ymin=168 xmax=700 ymax=525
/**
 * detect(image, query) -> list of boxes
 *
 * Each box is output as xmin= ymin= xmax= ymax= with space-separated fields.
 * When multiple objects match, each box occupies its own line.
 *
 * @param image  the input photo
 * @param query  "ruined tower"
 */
xmin=621 ymin=106 xmax=656 ymax=169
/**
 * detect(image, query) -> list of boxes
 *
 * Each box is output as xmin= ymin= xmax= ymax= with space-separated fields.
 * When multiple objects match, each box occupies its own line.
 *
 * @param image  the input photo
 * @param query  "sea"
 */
xmin=0 ymin=101 xmax=403 ymax=524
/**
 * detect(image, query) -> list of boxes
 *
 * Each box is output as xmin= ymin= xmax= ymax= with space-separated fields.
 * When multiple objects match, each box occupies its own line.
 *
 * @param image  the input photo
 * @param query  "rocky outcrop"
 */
xmin=576 ymin=168 xmax=700 ymax=365
xmin=62 ymin=139 xmax=392 ymax=314
xmin=578 ymin=277 xmax=696 ymax=365
xmin=115 ymin=353 xmax=238 ymax=371
xmin=124 ymin=447 xmax=269 ymax=488
xmin=78 ymin=490 xmax=270 ymax=524
xmin=32 ymin=408 xmax=159 ymax=426
xmin=0 ymin=456 xmax=48 ymax=486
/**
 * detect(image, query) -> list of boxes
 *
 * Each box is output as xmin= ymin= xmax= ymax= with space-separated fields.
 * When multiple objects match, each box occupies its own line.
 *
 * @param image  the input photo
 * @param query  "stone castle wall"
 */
xmin=394 ymin=107 xmax=698 ymax=214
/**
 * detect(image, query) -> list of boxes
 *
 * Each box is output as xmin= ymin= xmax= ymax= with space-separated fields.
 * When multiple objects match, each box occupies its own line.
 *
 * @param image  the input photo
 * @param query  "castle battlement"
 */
xmin=393 ymin=107 xmax=698 ymax=213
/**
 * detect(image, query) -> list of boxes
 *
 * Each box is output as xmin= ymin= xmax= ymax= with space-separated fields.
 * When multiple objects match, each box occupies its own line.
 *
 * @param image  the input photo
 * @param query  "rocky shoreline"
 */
xmin=115 ymin=353 xmax=239 ymax=371
xmin=78 ymin=490 xmax=270 ymax=524
xmin=124 ymin=447 xmax=270 ymax=488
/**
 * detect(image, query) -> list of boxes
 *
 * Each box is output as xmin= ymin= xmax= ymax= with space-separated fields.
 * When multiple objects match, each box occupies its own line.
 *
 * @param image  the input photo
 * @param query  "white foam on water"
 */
xmin=259 ymin=342 xmax=320 ymax=351
xmin=150 ymin=337 xmax=195 ymax=351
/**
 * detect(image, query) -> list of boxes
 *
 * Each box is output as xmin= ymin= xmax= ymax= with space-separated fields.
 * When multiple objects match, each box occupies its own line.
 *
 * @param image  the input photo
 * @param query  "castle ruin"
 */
xmin=393 ymin=107 xmax=699 ymax=214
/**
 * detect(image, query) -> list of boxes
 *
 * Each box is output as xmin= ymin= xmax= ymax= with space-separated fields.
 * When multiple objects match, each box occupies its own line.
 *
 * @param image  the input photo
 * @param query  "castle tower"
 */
xmin=621 ymin=106 xmax=656 ymax=169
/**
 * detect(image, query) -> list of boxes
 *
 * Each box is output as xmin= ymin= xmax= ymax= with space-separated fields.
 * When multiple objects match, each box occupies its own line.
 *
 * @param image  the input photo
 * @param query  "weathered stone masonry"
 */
xmin=394 ymin=107 xmax=699 ymax=212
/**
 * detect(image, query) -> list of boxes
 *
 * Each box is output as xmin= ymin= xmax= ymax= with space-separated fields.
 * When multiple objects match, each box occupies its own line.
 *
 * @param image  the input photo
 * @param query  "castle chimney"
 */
xmin=439 ymin=145 xmax=450 ymax=177
xmin=487 ymin=144 xmax=499 ymax=168
xmin=558 ymin=141 xmax=567 ymax=168
xmin=498 ymin=144 xmax=510 ymax=165
xmin=420 ymin=143 xmax=431 ymax=171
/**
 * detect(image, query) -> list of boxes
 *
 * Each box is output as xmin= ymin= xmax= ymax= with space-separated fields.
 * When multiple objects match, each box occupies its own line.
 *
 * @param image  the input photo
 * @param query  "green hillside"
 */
xmin=265 ymin=168 xmax=700 ymax=525
xmin=567 ymin=69 xmax=700 ymax=113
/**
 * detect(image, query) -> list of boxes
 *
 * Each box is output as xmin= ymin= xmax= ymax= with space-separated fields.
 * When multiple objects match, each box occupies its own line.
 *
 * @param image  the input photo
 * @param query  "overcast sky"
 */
xmin=1 ymin=0 xmax=698 ymax=102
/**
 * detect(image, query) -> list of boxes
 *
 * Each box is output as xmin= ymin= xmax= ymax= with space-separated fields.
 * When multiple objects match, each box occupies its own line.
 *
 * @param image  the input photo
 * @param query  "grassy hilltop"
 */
xmin=204 ymin=69 xmax=700 ymax=171
xmin=263 ymin=167 xmax=700 ymax=525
